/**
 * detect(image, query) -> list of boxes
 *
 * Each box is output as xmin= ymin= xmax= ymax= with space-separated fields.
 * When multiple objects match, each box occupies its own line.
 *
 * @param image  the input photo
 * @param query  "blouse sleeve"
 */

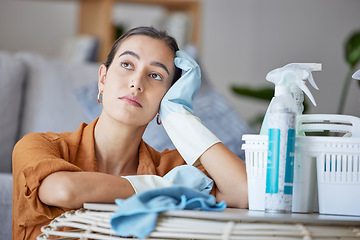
xmin=12 ymin=132 xmax=81 ymax=228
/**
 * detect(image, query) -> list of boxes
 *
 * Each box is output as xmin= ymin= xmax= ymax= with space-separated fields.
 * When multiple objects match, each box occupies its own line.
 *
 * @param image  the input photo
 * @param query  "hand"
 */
xmin=160 ymin=50 xmax=201 ymax=121
xmin=122 ymin=165 xmax=214 ymax=194
xmin=159 ymin=50 xmax=220 ymax=166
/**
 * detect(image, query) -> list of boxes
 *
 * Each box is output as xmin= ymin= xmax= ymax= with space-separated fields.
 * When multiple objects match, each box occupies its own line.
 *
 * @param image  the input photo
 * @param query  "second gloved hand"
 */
xmin=159 ymin=50 xmax=221 ymax=166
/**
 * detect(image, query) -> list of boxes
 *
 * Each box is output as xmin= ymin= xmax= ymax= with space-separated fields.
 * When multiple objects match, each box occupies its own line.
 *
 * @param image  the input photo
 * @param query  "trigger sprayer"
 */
xmin=260 ymin=63 xmax=322 ymax=135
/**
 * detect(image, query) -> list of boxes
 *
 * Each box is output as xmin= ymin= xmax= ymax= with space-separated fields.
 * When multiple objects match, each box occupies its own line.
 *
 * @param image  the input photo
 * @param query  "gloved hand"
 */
xmin=122 ymin=165 xmax=214 ymax=194
xmin=122 ymin=175 xmax=172 ymax=194
xmin=159 ymin=50 xmax=221 ymax=166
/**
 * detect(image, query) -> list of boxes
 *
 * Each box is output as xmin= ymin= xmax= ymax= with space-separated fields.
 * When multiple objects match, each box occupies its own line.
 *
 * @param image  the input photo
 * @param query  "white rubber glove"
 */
xmin=122 ymin=165 xmax=214 ymax=194
xmin=122 ymin=175 xmax=172 ymax=194
xmin=159 ymin=50 xmax=221 ymax=166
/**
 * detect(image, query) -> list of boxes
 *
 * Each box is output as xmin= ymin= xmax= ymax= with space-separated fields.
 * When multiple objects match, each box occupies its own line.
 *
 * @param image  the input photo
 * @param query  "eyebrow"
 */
xmin=119 ymin=50 xmax=139 ymax=59
xmin=151 ymin=61 xmax=170 ymax=75
xmin=119 ymin=50 xmax=170 ymax=75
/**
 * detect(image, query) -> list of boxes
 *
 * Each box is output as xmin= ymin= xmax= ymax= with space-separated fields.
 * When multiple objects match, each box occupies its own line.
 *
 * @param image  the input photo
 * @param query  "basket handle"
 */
xmin=297 ymin=114 xmax=360 ymax=137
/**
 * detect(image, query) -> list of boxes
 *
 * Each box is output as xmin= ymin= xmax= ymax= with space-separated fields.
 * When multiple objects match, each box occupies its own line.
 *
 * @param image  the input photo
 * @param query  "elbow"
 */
xmin=52 ymin=181 xmax=80 ymax=209
xmin=233 ymin=194 xmax=249 ymax=209
xmin=236 ymin=186 xmax=248 ymax=209
xmin=39 ymin=172 xmax=81 ymax=209
xmin=216 ymin=186 xmax=248 ymax=209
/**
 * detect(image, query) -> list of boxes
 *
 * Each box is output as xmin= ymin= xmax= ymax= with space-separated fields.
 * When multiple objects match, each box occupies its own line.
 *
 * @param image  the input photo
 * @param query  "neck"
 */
xmin=94 ymin=113 xmax=146 ymax=176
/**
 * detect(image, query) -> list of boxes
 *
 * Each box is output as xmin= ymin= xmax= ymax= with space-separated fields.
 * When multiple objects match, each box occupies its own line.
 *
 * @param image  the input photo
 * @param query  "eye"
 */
xmin=121 ymin=62 xmax=133 ymax=70
xmin=149 ymin=73 xmax=162 ymax=81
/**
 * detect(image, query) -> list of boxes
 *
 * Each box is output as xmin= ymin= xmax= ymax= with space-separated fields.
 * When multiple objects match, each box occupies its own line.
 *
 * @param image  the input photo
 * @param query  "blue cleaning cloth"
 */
xmin=163 ymin=165 xmax=214 ymax=194
xmin=110 ymin=186 xmax=226 ymax=239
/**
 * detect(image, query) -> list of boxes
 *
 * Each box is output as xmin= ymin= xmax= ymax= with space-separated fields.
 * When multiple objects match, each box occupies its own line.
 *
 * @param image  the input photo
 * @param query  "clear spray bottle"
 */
xmin=262 ymin=63 xmax=321 ymax=212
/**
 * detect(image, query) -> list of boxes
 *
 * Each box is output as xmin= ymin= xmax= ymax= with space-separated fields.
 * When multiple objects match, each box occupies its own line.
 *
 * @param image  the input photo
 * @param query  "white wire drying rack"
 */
xmin=37 ymin=204 xmax=360 ymax=240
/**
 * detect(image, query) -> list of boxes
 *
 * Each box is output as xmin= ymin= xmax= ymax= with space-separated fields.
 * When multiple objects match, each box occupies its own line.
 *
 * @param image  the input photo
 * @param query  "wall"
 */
xmin=0 ymin=0 xmax=78 ymax=57
xmin=201 ymin=0 xmax=360 ymax=129
xmin=1 ymin=0 xmax=359 ymax=130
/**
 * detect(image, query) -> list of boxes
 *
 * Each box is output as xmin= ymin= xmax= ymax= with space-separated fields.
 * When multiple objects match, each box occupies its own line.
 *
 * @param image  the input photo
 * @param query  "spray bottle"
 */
xmin=262 ymin=63 xmax=321 ymax=212
xmin=260 ymin=63 xmax=321 ymax=135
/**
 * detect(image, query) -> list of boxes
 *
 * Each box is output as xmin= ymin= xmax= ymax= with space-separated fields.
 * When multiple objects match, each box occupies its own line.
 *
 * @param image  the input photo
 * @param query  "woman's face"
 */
xmin=98 ymin=35 xmax=175 ymax=127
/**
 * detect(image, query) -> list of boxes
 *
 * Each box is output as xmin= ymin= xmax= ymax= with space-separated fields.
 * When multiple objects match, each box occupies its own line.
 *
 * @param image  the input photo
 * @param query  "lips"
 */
xmin=119 ymin=94 xmax=142 ymax=107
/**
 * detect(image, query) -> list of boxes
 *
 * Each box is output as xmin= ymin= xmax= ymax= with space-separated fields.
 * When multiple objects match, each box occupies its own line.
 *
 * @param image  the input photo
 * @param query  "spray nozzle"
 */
xmin=266 ymin=63 xmax=322 ymax=107
xmin=353 ymin=69 xmax=360 ymax=80
xmin=285 ymin=63 xmax=321 ymax=90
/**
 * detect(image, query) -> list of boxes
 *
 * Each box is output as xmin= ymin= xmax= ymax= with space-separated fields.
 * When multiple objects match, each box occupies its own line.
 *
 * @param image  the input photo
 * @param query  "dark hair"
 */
xmin=104 ymin=26 xmax=182 ymax=85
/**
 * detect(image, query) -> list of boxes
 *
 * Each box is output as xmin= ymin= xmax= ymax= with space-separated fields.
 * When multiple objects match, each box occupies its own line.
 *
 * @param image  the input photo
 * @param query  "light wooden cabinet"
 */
xmin=77 ymin=0 xmax=201 ymax=62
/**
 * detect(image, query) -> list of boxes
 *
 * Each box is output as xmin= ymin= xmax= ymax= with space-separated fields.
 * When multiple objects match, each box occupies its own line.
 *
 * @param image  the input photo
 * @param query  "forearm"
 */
xmin=199 ymin=143 xmax=248 ymax=208
xmin=160 ymin=50 xmax=248 ymax=208
xmin=39 ymin=171 xmax=135 ymax=209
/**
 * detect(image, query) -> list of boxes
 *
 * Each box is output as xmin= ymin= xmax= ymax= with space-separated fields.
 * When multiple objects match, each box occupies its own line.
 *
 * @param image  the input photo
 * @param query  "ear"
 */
xmin=98 ymin=64 xmax=107 ymax=91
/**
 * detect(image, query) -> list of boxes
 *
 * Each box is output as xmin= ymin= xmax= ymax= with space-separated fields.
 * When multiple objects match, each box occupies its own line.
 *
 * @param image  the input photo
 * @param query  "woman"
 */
xmin=12 ymin=26 xmax=248 ymax=239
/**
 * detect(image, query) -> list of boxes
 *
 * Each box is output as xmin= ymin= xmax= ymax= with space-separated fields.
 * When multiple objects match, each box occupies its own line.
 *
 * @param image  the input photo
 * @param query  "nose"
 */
xmin=129 ymin=73 xmax=144 ymax=92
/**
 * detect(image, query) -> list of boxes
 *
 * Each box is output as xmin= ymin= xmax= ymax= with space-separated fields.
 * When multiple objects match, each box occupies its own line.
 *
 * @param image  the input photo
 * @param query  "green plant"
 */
xmin=337 ymin=30 xmax=360 ymax=114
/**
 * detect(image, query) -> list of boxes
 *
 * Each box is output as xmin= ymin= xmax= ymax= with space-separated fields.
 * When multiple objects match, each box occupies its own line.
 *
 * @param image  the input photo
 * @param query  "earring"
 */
xmin=97 ymin=91 xmax=103 ymax=105
xmin=156 ymin=113 xmax=162 ymax=125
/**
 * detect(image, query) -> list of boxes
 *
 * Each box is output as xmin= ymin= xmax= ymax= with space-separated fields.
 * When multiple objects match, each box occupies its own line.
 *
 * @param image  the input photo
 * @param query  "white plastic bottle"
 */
xmin=265 ymin=76 xmax=297 ymax=212
xmin=260 ymin=63 xmax=321 ymax=212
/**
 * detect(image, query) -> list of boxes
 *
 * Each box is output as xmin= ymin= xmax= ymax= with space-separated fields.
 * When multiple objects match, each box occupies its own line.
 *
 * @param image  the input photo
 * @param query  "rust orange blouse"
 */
xmin=12 ymin=119 xmax=211 ymax=240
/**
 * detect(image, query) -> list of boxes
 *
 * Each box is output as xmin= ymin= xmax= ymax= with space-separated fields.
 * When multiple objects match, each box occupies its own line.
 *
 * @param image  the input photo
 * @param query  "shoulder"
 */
xmin=14 ymin=122 xmax=88 ymax=151
xmin=12 ymin=121 xmax=93 ymax=171
xmin=14 ymin=132 xmax=60 ymax=154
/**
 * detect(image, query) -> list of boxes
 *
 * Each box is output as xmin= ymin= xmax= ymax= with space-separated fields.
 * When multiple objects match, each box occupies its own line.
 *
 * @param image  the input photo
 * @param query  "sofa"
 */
xmin=0 ymin=50 xmax=254 ymax=239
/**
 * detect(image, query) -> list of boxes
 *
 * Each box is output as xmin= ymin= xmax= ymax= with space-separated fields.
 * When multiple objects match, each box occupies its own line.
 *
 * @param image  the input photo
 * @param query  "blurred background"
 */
xmin=1 ymin=0 xmax=360 ymax=131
